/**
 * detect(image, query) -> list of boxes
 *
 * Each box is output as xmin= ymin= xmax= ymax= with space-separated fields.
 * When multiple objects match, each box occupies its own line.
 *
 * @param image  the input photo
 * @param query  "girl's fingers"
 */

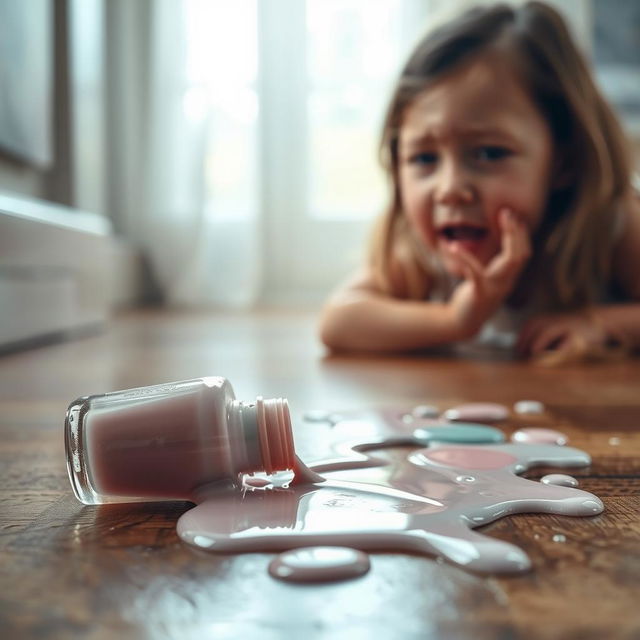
xmin=450 ymin=245 xmax=484 ymax=290
xmin=529 ymin=325 xmax=570 ymax=356
xmin=517 ymin=315 xmax=560 ymax=356
xmin=489 ymin=207 xmax=531 ymax=278
xmin=498 ymin=207 xmax=517 ymax=253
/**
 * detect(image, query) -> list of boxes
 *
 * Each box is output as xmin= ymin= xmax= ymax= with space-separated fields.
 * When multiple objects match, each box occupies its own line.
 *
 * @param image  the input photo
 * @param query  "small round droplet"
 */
xmin=552 ymin=534 xmax=566 ymax=543
xmin=268 ymin=547 xmax=370 ymax=583
xmin=608 ymin=437 xmax=621 ymax=446
xmin=514 ymin=400 xmax=545 ymax=415
xmin=444 ymin=403 xmax=509 ymax=423
xmin=541 ymin=474 xmax=579 ymax=488
xmin=456 ymin=475 xmax=476 ymax=483
xmin=511 ymin=428 xmax=568 ymax=446
xmin=412 ymin=404 xmax=439 ymax=419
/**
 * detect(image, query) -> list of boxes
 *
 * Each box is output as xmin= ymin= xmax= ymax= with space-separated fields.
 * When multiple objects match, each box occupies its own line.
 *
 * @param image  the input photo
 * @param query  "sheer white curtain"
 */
xmin=140 ymin=0 xmax=260 ymax=307
xmin=107 ymin=0 xmax=259 ymax=307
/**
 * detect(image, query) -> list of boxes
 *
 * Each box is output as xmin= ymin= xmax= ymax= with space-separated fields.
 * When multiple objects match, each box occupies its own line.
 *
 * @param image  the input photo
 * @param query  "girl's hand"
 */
xmin=517 ymin=312 xmax=612 ymax=361
xmin=448 ymin=208 xmax=531 ymax=337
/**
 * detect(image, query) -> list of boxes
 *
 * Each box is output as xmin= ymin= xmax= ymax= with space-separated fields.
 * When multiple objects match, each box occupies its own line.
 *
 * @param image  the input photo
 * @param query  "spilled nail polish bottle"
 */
xmin=65 ymin=377 xmax=295 ymax=504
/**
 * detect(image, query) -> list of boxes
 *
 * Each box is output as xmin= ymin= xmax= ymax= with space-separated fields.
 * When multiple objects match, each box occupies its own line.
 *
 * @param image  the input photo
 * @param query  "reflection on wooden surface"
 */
xmin=1 ymin=310 xmax=639 ymax=639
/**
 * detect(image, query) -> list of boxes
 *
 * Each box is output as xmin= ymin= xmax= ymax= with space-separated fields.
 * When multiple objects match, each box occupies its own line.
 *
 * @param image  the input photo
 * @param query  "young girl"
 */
xmin=319 ymin=1 xmax=640 ymax=362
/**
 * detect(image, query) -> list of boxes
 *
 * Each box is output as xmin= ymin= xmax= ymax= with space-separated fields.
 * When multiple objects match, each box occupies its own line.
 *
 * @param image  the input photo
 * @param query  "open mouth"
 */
xmin=437 ymin=224 xmax=489 ymax=242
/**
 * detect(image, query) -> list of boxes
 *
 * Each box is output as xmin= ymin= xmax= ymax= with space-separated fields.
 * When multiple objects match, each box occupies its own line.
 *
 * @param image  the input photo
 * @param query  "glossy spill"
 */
xmin=302 ymin=407 xmax=505 ymax=474
xmin=178 ymin=408 xmax=604 ymax=574
xmin=268 ymin=546 xmax=370 ymax=582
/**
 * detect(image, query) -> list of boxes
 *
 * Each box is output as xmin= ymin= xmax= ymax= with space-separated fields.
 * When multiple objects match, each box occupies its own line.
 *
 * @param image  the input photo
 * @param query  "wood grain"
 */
xmin=1 ymin=309 xmax=639 ymax=639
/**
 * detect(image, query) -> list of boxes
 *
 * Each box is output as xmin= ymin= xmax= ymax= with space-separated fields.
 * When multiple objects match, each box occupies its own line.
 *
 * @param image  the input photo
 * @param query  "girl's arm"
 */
xmin=319 ymin=209 xmax=531 ymax=353
xmin=518 ymin=193 xmax=640 ymax=357
xmin=318 ymin=270 xmax=465 ymax=353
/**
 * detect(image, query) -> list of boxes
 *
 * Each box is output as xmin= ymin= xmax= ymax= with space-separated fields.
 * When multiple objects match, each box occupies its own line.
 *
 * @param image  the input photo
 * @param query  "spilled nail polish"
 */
xmin=178 ymin=441 xmax=603 ymax=575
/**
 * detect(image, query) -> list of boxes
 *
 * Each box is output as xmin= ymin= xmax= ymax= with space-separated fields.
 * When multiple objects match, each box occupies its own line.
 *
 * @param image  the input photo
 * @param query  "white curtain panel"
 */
xmin=138 ymin=0 xmax=260 ymax=308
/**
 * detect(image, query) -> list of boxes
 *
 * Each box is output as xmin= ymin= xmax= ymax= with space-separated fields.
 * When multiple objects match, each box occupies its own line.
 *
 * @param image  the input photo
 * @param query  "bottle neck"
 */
xmin=229 ymin=397 xmax=295 ymax=474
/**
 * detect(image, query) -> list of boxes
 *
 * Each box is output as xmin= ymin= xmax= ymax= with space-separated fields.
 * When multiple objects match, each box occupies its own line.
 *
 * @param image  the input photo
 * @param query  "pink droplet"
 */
xmin=444 ymin=403 xmax=509 ymax=423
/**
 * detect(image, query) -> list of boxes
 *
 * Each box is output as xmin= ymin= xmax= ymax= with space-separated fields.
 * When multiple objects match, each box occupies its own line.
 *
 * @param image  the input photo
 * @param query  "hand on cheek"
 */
xmin=448 ymin=207 xmax=532 ymax=338
xmin=492 ymin=207 xmax=532 ymax=278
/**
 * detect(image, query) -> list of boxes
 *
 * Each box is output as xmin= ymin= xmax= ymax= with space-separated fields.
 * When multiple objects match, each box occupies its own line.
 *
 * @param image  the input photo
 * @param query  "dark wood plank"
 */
xmin=1 ymin=309 xmax=639 ymax=639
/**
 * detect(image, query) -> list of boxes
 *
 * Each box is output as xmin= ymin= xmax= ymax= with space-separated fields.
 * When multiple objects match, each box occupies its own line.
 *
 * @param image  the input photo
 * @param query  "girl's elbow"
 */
xmin=318 ymin=312 xmax=344 ymax=351
xmin=318 ymin=306 xmax=357 ymax=351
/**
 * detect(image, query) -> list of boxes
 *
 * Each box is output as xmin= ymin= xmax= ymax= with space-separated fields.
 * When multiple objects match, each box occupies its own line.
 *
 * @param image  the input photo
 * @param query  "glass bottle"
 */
xmin=65 ymin=377 xmax=295 ymax=504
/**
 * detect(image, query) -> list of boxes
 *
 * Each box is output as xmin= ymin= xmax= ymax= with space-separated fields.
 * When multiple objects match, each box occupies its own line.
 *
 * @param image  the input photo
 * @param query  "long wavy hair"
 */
xmin=370 ymin=1 xmax=632 ymax=309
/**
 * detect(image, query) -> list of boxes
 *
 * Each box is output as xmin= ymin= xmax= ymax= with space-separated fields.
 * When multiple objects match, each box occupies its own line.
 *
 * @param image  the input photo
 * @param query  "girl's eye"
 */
xmin=473 ymin=146 xmax=511 ymax=162
xmin=409 ymin=152 xmax=437 ymax=166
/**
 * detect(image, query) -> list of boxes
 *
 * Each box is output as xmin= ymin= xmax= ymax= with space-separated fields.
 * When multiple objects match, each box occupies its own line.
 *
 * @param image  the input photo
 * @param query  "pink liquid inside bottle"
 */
xmin=65 ymin=377 xmax=296 ymax=504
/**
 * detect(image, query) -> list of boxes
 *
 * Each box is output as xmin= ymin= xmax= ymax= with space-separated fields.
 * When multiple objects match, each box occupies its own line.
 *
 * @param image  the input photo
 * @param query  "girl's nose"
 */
xmin=434 ymin=160 xmax=475 ymax=206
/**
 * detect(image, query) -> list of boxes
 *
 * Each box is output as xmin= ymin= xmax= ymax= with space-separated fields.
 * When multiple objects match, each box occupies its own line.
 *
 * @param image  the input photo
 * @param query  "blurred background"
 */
xmin=0 ymin=0 xmax=638 ymax=350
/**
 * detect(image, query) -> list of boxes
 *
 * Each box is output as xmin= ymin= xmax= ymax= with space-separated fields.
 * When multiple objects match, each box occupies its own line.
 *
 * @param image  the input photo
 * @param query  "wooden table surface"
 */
xmin=1 ymin=309 xmax=639 ymax=640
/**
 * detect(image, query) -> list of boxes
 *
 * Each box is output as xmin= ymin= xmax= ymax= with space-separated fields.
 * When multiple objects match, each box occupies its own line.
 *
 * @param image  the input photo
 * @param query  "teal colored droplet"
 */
xmin=413 ymin=423 xmax=505 ymax=444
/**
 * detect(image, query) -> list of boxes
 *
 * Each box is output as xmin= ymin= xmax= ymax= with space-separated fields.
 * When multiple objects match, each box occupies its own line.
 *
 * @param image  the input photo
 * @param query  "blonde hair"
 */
xmin=371 ymin=1 xmax=633 ymax=309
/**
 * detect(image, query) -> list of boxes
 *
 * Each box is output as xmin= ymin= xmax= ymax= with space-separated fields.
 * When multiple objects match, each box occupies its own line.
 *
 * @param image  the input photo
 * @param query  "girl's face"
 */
xmin=398 ymin=54 xmax=555 ymax=277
